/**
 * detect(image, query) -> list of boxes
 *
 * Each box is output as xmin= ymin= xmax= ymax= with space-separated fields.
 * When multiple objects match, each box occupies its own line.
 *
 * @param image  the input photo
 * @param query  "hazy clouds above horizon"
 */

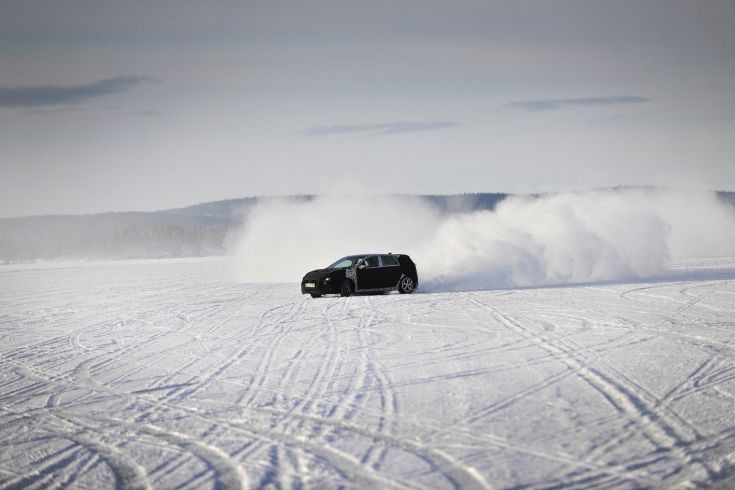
xmin=1 ymin=0 xmax=734 ymax=217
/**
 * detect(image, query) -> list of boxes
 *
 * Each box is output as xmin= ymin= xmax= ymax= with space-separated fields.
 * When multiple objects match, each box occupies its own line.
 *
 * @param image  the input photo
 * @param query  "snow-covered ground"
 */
xmin=2 ymin=257 xmax=735 ymax=489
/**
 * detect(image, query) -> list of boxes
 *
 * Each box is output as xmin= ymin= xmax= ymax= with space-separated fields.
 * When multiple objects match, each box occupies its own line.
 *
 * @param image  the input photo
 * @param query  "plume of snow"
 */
xmin=229 ymin=189 xmax=735 ymax=291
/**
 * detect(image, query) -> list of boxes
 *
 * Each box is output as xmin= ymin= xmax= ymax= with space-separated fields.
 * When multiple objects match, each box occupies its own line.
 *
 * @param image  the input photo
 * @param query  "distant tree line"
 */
xmin=0 ymin=223 xmax=232 ymax=263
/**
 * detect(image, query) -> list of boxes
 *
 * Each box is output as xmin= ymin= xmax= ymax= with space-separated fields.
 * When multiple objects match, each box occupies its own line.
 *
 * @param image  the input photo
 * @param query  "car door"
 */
xmin=379 ymin=255 xmax=402 ymax=288
xmin=356 ymin=255 xmax=381 ymax=290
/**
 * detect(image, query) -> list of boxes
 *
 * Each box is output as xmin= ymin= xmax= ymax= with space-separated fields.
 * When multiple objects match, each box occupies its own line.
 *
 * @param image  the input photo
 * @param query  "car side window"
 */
xmin=380 ymin=255 xmax=399 ymax=267
xmin=364 ymin=256 xmax=379 ymax=268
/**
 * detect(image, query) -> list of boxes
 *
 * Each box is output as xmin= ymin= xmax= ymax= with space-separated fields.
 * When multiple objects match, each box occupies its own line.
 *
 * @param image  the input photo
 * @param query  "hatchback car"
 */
xmin=301 ymin=254 xmax=418 ymax=297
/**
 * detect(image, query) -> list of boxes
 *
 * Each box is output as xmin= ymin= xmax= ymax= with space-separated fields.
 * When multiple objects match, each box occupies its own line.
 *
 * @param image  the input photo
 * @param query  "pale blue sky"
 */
xmin=1 ymin=0 xmax=734 ymax=217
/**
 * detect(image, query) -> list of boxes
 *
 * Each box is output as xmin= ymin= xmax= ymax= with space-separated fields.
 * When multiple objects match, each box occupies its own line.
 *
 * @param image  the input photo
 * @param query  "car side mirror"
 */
xmin=358 ymin=264 xmax=366 ymax=270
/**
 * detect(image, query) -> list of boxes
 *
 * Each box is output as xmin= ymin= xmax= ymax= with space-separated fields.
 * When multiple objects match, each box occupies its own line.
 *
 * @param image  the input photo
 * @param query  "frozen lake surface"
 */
xmin=2 ymin=257 xmax=735 ymax=489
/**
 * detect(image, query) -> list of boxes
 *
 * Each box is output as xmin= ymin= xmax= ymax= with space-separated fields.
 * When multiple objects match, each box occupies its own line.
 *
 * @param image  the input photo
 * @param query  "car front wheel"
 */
xmin=399 ymin=276 xmax=415 ymax=294
xmin=340 ymin=280 xmax=354 ymax=297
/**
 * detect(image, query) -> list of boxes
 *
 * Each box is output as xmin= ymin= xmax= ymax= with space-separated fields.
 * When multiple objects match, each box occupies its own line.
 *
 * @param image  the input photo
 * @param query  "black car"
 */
xmin=301 ymin=254 xmax=418 ymax=298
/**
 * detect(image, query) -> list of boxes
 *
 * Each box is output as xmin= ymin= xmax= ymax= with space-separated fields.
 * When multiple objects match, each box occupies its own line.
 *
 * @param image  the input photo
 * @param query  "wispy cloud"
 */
xmin=508 ymin=96 xmax=650 ymax=112
xmin=304 ymin=121 xmax=460 ymax=136
xmin=0 ymin=76 xmax=153 ymax=108
xmin=129 ymin=109 xmax=167 ymax=118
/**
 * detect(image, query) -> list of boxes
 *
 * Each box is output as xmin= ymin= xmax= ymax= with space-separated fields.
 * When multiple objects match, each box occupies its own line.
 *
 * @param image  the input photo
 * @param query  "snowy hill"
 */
xmin=0 ymin=193 xmax=507 ymax=263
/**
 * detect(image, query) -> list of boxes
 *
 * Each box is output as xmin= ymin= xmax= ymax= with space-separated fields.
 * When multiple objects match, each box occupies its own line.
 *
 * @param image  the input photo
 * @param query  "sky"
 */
xmin=1 ymin=0 xmax=734 ymax=218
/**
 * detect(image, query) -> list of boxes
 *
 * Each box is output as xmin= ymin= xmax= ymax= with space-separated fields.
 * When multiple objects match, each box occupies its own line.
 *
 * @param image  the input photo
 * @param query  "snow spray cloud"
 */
xmin=229 ymin=195 xmax=442 ymax=283
xmin=229 ymin=189 xmax=735 ymax=291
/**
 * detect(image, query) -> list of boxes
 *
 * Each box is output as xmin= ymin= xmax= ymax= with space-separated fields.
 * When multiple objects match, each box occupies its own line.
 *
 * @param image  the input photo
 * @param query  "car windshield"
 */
xmin=326 ymin=256 xmax=363 ymax=269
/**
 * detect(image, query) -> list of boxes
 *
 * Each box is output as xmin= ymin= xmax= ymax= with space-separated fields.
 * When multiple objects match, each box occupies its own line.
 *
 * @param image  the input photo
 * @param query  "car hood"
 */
xmin=302 ymin=269 xmax=330 ymax=281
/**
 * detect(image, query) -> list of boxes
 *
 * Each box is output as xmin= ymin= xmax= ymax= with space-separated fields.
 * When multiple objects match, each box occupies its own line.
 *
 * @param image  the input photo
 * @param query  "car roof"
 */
xmin=341 ymin=253 xmax=403 ymax=259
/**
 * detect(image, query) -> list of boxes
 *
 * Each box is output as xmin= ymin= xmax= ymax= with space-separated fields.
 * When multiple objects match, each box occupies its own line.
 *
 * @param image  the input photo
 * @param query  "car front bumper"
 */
xmin=301 ymin=278 xmax=339 ymax=295
xmin=301 ymin=281 xmax=320 ymax=295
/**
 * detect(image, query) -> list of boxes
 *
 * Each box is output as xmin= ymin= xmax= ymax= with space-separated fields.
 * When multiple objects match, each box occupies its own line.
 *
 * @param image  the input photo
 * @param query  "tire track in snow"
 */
xmin=0 ymin=411 xmax=151 ymax=490
xmin=233 ymin=298 xmax=343 ymax=487
xmin=620 ymin=281 xmax=730 ymax=326
xmin=465 ymin=293 xmax=721 ymax=486
xmin=346 ymin=296 xmax=492 ymax=490
xmin=0 ymin=360 xmax=249 ymax=490
xmin=355 ymin=299 xmax=399 ymax=472
xmin=125 ymin=291 xmax=302 ymax=484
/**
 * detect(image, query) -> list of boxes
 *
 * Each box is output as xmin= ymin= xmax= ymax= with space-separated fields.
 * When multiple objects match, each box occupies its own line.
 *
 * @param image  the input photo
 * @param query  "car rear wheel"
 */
xmin=340 ymin=280 xmax=354 ymax=297
xmin=399 ymin=276 xmax=415 ymax=294
xmin=310 ymin=293 xmax=321 ymax=298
